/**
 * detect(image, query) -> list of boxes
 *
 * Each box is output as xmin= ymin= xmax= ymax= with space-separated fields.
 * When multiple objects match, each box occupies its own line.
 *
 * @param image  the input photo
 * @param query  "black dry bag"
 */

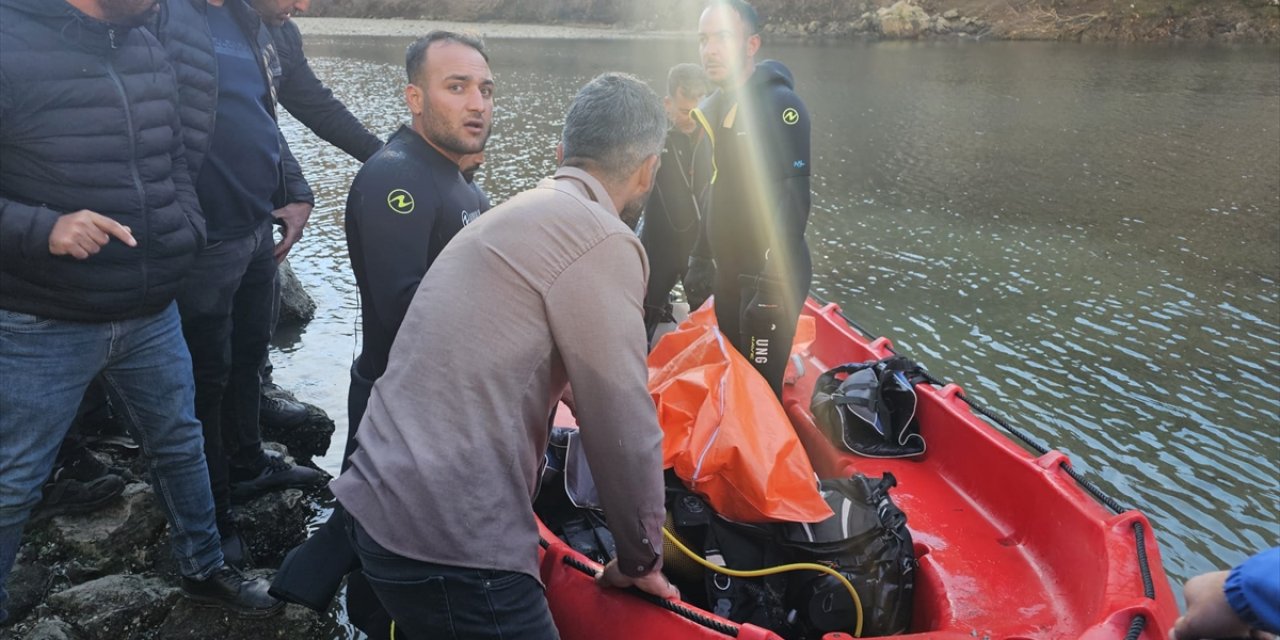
xmin=811 ymin=357 xmax=927 ymax=458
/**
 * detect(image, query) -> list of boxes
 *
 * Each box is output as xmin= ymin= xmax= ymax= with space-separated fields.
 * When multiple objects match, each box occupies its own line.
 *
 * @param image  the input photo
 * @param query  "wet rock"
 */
xmin=13 ymin=617 xmax=82 ymax=640
xmin=850 ymin=11 xmax=878 ymax=33
xmin=41 ymin=575 xmax=178 ymax=639
xmin=234 ymin=489 xmax=318 ymax=567
xmin=276 ymin=259 xmax=315 ymax=329
xmin=156 ymin=597 xmax=336 ymax=640
xmin=5 ymin=555 xmax=52 ymax=625
xmin=823 ymin=21 xmax=853 ymax=36
xmin=943 ymin=9 xmax=960 ymax=20
xmin=878 ymin=1 xmax=931 ymax=38
xmin=259 ymin=395 xmax=335 ymax=463
xmin=27 ymin=484 xmax=168 ymax=577
xmin=933 ymin=16 xmax=951 ymax=33
xmin=11 ymin=391 xmax=338 ymax=636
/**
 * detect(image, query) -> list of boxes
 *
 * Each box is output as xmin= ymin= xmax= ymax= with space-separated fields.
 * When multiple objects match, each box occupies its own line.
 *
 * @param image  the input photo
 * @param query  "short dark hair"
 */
xmin=707 ymin=0 xmax=760 ymax=35
xmin=666 ymin=63 xmax=709 ymax=99
xmin=405 ymin=31 xmax=489 ymax=83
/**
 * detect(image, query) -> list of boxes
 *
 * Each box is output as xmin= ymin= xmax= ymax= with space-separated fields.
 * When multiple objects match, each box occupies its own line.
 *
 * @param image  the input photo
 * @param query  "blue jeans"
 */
xmin=344 ymin=509 xmax=560 ymax=640
xmin=0 ymin=302 xmax=223 ymax=622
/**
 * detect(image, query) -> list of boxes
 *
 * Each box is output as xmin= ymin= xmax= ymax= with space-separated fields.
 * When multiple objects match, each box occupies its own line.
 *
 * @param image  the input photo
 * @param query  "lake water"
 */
xmin=270 ymin=34 xmax=1279 ymax=630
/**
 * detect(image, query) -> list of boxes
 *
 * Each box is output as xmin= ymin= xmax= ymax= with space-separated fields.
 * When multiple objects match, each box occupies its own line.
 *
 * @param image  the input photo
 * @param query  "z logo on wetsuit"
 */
xmin=387 ymin=189 xmax=415 ymax=215
xmin=781 ymin=108 xmax=799 ymax=125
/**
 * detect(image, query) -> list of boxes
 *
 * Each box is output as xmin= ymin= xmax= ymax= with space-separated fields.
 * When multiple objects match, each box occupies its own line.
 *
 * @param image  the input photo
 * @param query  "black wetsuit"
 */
xmin=692 ymin=60 xmax=812 ymax=397
xmin=344 ymin=125 xmax=488 ymax=466
xmin=640 ymin=126 xmax=712 ymax=337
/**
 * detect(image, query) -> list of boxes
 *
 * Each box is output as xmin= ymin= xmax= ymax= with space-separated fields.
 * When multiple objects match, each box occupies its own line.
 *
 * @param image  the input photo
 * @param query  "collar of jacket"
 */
xmin=550 ymin=166 xmax=619 ymax=216
xmin=183 ymin=0 xmax=280 ymax=112
xmin=3 ymin=0 xmax=138 ymax=55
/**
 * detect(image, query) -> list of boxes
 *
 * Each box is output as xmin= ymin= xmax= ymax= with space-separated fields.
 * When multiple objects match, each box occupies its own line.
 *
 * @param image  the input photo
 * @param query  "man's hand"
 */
xmin=1172 ymin=570 xmax=1270 ymax=640
xmin=272 ymin=201 xmax=313 ymax=263
xmin=49 ymin=210 xmax=136 ymax=259
xmin=596 ymin=560 xmax=679 ymax=601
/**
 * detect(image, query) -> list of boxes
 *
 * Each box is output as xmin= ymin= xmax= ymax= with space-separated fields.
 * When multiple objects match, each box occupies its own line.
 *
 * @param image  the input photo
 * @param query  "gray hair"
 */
xmin=667 ymin=63 xmax=709 ymax=99
xmin=561 ymin=73 xmax=668 ymax=182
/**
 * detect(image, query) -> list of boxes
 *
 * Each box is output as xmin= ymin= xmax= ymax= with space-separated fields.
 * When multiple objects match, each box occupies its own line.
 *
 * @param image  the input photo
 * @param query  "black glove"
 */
xmin=684 ymin=257 xmax=716 ymax=310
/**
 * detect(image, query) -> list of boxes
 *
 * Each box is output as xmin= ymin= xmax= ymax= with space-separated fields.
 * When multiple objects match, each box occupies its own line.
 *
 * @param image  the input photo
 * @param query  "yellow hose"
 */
xmin=660 ymin=526 xmax=864 ymax=637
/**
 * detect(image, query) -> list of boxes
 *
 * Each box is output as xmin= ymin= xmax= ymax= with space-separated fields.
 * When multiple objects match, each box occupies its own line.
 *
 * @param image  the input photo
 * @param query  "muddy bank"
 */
xmin=302 ymin=0 xmax=1280 ymax=42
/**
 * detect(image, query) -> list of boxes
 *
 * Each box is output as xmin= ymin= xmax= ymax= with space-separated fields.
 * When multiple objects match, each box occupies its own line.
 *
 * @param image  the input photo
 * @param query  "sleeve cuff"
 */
xmin=1225 ymin=562 xmax=1262 ymax=629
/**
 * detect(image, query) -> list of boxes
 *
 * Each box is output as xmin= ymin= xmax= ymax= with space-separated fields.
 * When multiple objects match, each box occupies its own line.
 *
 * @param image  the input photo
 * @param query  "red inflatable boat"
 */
xmin=538 ymin=297 xmax=1179 ymax=639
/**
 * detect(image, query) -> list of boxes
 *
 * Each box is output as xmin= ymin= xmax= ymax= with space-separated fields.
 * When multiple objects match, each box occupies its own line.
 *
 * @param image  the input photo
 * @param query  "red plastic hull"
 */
xmin=539 ymin=298 xmax=1179 ymax=639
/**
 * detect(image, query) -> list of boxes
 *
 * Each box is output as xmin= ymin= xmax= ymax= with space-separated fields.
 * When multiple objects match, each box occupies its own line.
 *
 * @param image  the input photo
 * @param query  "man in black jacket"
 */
xmin=252 ymin=0 xmax=385 ymax=429
xmin=343 ymin=32 xmax=493 ymax=469
xmin=0 ymin=0 xmax=280 ymax=623
xmin=692 ymin=0 xmax=813 ymax=398
xmin=641 ymin=63 xmax=713 ymax=340
xmin=151 ymin=0 xmax=326 ymax=566
xmin=258 ymin=0 xmax=382 ymax=163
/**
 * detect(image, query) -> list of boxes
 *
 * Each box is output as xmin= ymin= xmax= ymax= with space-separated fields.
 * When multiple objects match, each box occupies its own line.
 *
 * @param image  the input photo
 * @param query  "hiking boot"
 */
xmin=229 ymin=454 xmax=326 ymax=503
xmin=58 ymin=446 xmax=135 ymax=483
xmin=180 ymin=565 xmax=283 ymax=617
xmin=260 ymin=383 xmax=308 ymax=430
xmin=32 ymin=474 xmax=125 ymax=522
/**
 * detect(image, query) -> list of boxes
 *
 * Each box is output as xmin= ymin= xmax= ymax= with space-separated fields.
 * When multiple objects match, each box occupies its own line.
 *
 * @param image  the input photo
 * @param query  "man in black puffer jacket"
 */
xmin=0 ymin=0 xmax=281 ymax=624
xmin=150 ymin=0 xmax=326 ymax=568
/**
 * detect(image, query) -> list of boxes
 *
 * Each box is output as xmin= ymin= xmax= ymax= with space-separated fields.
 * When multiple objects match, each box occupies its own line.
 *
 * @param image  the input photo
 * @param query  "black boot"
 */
xmin=229 ymin=452 xmax=327 ymax=503
xmin=181 ymin=565 xmax=283 ymax=617
xmin=32 ymin=447 xmax=127 ymax=521
xmin=260 ymin=382 xmax=308 ymax=430
xmin=218 ymin=523 xmax=254 ymax=570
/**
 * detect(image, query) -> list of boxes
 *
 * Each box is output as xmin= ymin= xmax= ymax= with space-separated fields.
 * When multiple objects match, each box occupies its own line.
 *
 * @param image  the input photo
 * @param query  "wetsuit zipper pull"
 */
xmin=108 ymin=28 xmax=118 ymax=49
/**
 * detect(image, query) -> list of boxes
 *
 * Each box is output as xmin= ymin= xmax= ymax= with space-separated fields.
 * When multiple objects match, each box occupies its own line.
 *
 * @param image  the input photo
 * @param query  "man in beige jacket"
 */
xmin=330 ymin=72 xmax=676 ymax=639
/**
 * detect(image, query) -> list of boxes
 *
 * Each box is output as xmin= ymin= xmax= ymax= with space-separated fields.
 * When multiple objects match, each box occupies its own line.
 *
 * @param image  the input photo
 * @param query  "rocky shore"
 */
xmin=302 ymin=0 xmax=1280 ymax=43
xmin=4 ymin=261 xmax=339 ymax=640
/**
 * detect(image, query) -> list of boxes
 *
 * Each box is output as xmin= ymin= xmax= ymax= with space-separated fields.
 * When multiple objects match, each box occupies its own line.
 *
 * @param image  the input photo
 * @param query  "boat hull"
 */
xmin=539 ymin=297 xmax=1179 ymax=639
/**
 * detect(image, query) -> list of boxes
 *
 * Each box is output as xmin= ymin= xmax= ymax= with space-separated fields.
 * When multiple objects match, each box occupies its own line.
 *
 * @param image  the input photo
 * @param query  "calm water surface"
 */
xmin=269 ymin=35 xmax=1279 ymax=631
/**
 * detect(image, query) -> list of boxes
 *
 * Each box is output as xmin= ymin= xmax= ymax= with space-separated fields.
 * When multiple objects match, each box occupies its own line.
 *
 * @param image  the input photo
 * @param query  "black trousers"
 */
xmin=342 ymin=359 xmax=375 ymax=472
xmin=713 ymin=272 xmax=806 ymax=400
xmin=176 ymin=221 xmax=276 ymax=526
xmin=345 ymin=510 xmax=560 ymax=640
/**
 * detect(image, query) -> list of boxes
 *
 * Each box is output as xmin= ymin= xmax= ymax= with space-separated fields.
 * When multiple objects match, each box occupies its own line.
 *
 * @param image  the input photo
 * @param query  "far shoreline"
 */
xmin=293 ymin=17 xmax=686 ymax=40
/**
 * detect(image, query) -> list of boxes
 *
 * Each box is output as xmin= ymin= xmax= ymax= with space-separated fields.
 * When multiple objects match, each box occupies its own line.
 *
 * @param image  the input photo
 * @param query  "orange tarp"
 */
xmin=647 ymin=307 xmax=830 ymax=523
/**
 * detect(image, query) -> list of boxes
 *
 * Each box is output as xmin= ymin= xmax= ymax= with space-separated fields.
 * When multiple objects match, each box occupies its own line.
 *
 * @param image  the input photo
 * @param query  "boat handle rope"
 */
xmin=540 ymin=536 xmax=743 ymax=637
xmin=809 ymin=291 xmax=1159 ymax=640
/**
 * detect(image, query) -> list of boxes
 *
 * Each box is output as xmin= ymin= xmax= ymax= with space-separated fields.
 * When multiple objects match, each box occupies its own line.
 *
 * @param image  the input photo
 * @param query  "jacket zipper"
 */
xmin=104 ymin=39 xmax=151 ymax=305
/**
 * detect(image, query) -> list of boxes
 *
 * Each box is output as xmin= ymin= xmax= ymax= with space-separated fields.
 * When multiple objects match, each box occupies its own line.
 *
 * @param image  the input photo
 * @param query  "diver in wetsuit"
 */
xmin=691 ymin=0 xmax=813 ymax=398
xmin=640 ymin=63 xmax=713 ymax=339
xmin=344 ymin=32 xmax=495 ymax=469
